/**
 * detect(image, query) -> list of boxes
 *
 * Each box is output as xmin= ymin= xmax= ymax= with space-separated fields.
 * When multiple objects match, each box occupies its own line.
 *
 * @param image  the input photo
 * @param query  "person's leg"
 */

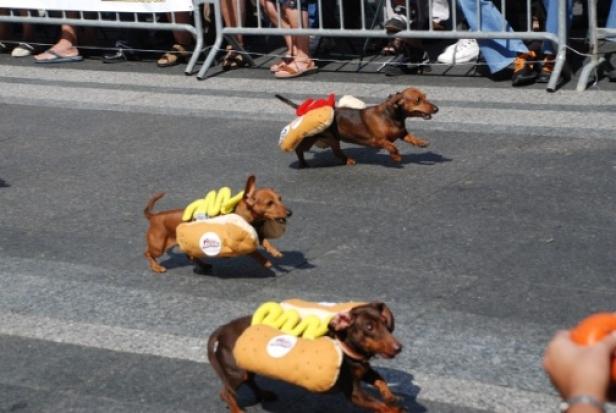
xmin=261 ymin=0 xmax=293 ymax=57
xmin=171 ymin=12 xmax=193 ymax=46
xmin=457 ymin=0 xmax=528 ymax=73
xmin=0 ymin=9 xmax=9 ymax=49
xmin=221 ymin=0 xmax=245 ymax=46
xmin=608 ymin=0 xmax=616 ymax=29
xmin=34 ymin=23 xmax=79 ymax=61
xmin=541 ymin=0 xmax=572 ymax=54
xmin=275 ymin=2 xmax=315 ymax=77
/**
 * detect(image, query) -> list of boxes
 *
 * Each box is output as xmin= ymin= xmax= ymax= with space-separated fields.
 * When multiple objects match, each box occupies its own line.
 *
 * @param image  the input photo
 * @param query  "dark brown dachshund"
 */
xmin=143 ymin=175 xmax=292 ymax=273
xmin=276 ymin=87 xmax=438 ymax=167
xmin=208 ymin=303 xmax=404 ymax=413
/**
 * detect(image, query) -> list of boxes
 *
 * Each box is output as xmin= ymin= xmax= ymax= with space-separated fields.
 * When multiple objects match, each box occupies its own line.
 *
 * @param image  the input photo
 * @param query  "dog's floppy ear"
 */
xmin=243 ymin=175 xmax=256 ymax=207
xmin=390 ymin=92 xmax=404 ymax=107
xmin=330 ymin=311 xmax=353 ymax=332
xmin=374 ymin=302 xmax=395 ymax=332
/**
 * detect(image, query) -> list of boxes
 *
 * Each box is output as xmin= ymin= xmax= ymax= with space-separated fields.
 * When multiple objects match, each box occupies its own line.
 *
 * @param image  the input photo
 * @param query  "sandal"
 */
xmin=274 ymin=59 xmax=318 ymax=79
xmin=157 ymin=44 xmax=189 ymax=68
xmin=222 ymin=45 xmax=248 ymax=71
xmin=270 ymin=55 xmax=293 ymax=72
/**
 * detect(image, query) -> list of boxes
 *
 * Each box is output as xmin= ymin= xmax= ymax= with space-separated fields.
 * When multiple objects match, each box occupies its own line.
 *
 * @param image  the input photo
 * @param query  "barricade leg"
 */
xmin=576 ymin=0 xmax=603 ymax=90
xmin=547 ymin=0 xmax=568 ymax=92
xmin=198 ymin=0 xmax=224 ymax=79
xmin=186 ymin=1 xmax=205 ymax=74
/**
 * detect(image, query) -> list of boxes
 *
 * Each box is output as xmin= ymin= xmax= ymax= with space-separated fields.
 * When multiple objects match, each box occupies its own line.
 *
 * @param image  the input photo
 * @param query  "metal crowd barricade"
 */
xmin=198 ymin=0 xmax=568 ymax=92
xmin=0 ymin=0 xmax=206 ymax=75
xmin=577 ymin=0 xmax=616 ymax=91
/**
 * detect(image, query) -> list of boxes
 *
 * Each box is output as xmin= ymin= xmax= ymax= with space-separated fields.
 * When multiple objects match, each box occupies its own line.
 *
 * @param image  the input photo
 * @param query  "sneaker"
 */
xmin=384 ymin=5 xmax=413 ymax=34
xmin=437 ymin=39 xmax=479 ymax=64
xmin=511 ymin=51 xmax=537 ymax=86
xmin=11 ymin=42 xmax=34 ymax=58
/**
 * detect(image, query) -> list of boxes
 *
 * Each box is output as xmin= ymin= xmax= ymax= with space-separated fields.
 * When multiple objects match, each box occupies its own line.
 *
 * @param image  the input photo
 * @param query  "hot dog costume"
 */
xmin=233 ymin=299 xmax=365 ymax=392
xmin=278 ymin=94 xmax=367 ymax=153
xmin=175 ymin=187 xmax=284 ymax=259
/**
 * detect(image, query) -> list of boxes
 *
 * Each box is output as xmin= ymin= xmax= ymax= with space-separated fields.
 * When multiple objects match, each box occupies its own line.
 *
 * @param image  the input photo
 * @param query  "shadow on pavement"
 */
xmin=290 ymin=149 xmax=452 ymax=169
xmin=159 ymin=249 xmax=312 ymax=278
xmin=0 ymin=178 xmax=9 ymax=188
xmin=230 ymin=367 xmax=426 ymax=413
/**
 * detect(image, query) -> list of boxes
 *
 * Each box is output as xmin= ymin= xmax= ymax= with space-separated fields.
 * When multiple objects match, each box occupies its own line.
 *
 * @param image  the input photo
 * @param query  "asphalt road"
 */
xmin=0 ymin=53 xmax=615 ymax=413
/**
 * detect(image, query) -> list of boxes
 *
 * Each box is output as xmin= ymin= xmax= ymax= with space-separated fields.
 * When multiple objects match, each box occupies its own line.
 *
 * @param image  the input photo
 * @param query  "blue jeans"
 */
xmin=542 ymin=0 xmax=573 ymax=54
xmin=456 ymin=0 xmax=528 ymax=74
xmin=608 ymin=0 xmax=616 ymax=35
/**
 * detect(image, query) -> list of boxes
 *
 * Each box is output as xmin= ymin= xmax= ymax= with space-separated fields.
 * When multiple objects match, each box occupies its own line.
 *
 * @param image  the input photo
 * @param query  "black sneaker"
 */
xmin=103 ymin=41 xmax=137 ymax=64
xmin=536 ymin=55 xmax=554 ymax=84
xmin=511 ymin=51 xmax=537 ymax=86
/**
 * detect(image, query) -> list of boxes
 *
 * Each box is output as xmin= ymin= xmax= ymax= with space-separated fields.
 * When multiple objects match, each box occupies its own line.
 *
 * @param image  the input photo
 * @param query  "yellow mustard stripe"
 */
xmin=252 ymin=302 xmax=332 ymax=340
xmin=182 ymin=187 xmax=244 ymax=221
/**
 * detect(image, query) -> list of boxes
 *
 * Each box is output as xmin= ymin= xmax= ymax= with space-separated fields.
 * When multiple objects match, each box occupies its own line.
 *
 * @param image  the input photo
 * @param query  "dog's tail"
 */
xmin=144 ymin=192 xmax=165 ymax=219
xmin=207 ymin=326 xmax=238 ymax=394
xmin=275 ymin=94 xmax=298 ymax=110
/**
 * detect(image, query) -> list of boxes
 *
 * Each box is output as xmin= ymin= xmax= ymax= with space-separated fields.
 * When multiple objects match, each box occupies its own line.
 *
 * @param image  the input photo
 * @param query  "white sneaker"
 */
xmin=437 ymin=38 xmax=479 ymax=64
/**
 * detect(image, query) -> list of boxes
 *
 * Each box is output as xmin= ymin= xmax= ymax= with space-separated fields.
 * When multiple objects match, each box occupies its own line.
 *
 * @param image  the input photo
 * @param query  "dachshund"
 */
xmin=276 ymin=87 xmax=438 ymax=167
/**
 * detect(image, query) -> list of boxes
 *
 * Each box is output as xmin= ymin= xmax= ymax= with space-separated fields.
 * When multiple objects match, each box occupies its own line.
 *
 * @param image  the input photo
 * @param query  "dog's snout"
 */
xmin=392 ymin=342 xmax=402 ymax=354
xmin=432 ymin=104 xmax=439 ymax=114
xmin=286 ymin=209 xmax=293 ymax=217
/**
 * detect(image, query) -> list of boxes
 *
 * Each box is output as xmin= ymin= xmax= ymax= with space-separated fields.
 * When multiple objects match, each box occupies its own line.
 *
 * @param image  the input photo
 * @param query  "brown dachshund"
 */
xmin=143 ymin=175 xmax=292 ymax=273
xmin=276 ymin=87 xmax=438 ymax=167
xmin=208 ymin=303 xmax=404 ymax=413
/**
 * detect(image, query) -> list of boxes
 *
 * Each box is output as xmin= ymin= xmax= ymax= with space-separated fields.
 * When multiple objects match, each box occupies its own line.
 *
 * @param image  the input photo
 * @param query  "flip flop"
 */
xmin=35 ymin=49 xmax=83 ymax=64
xmin=274 ymin=60 xmax=318 ymax=79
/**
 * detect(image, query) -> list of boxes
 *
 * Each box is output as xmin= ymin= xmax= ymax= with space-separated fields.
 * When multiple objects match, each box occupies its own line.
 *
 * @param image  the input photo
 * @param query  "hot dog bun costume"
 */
xmin=570 ymin=313 xmax=616 ymax=381
xmin=278 ymin=94 xmax=368 ymax=152
xmin=176 ymin=187 xmax=257 ymax=259
xmin=233 ymin=299 xmax=365 ymax=392
xmin=177 ymin=213 xmax=258 ymax=258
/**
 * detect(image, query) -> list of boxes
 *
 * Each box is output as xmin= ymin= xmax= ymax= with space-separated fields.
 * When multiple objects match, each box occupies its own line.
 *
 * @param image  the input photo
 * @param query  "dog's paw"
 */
xmin=416 ymin=139 xmax=429 ymax=148
xmin=390 ymin=154 xmax=402 ymax=163
xmin=264 ymin=260 xmax=273 ymax=269
xmin=385 ymin=394 xmax=404 ymax=406
xmin=269 ymin=250 xmax=284 ymax=258
xmin=381 ymin=406 xmax=405 ymax=413
xmin=346 ymin=158 xmax=357 ymax=166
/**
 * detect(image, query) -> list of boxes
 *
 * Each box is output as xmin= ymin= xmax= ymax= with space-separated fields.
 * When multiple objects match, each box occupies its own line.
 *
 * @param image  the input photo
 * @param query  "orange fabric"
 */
xmin=570 ymin=313 xmax=616 ymax=380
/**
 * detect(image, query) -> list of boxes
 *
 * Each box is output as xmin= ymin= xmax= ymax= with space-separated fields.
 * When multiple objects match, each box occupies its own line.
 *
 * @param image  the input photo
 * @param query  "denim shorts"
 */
xmin=276 ymin=0 xmax=309 ymax=11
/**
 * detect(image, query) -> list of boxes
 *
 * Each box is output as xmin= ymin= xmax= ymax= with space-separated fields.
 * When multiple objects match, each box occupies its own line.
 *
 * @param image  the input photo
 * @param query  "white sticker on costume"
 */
xmin=199 ymin=232 xmax=222 ymax=257
xmin=266 ymin=335 xmax=297 ymax=358
xmin=279 ymin=124 xmax=291 ymax=145
xmin=318 ymin=302 xmax=336 ymax=307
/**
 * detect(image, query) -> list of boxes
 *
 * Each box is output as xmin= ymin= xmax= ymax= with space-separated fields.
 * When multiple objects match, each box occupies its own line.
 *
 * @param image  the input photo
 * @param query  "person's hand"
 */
xmin=543 ymin=330 xmax=616 ymax=403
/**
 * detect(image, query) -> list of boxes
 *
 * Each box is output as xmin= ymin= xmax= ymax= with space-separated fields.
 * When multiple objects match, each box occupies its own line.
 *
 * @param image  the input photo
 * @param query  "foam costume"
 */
xmin=278 ymin=94 xmax=368 ymax=152
xmin=570 ymin=313 xmax=616 ymax=381
xmin=182 ymin=187 xmax=244 ymax=221
xmin=176 ymin=187 xmax=287 ymax=259
xmin=232 ymin=299 xmax=365 ymax=392
xmin=176 ymin=187 xmax=256 ymax=258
